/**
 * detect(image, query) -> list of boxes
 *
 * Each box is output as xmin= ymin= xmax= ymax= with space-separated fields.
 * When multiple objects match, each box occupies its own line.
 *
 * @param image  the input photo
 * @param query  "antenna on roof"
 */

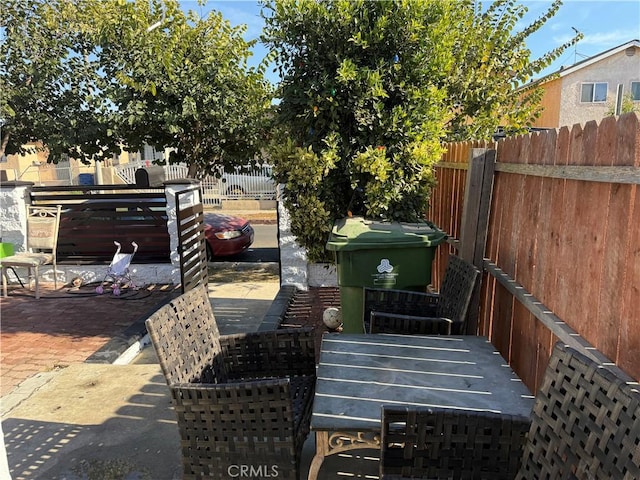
xmin=571 ymin=27 xmax=589 ymax=63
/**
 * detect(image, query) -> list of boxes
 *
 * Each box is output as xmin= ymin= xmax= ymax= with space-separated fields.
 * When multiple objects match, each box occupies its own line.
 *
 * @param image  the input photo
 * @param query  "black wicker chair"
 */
xmin=516 ymin=343 xmax=640 ymax=480
xmin=364 ymin=255 xmax=480 ymax=334
xmin=380 ymin=343 xmax=640 ymax=480
xmin=145 ymin=285 xmax=316 ymax=480
xmin=380 ymin=406 xmax=530 ymax=480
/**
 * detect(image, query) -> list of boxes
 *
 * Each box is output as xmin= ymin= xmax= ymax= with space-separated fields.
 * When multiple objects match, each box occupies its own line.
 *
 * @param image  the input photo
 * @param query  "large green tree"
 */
xmin=92 ymin=0 xmax=273 ymax=177
xmin=262 ymin=0 xmax=579 ymax=262
xmin=263 ymin=0 xmax=457 ymax=261
xmin=1 ymin=0 xmax=272 ymax=177
xmin=0 ymin=0 xmax=117 ymax=162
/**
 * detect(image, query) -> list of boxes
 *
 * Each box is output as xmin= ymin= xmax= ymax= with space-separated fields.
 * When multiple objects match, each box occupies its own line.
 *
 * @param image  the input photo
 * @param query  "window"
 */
xmin=631 ymin=82 xmax=640 ymax=101
xmin=580 ymin=82 xmax=608 ymax=103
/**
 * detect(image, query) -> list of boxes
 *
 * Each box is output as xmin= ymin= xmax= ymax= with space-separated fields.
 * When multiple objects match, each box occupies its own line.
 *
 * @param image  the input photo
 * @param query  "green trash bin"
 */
xmin=326 ymin=216 xmax=447 ymax=333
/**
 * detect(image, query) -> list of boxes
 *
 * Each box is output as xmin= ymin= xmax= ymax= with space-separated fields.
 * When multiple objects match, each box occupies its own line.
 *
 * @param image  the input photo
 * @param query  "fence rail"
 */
xmin=428 ymin=113 xmax=640 ymax=390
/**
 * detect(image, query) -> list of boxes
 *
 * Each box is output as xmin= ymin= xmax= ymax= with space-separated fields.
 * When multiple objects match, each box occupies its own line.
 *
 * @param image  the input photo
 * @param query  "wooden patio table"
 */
xmin=308 ymin=333 xmax=535 ymax=480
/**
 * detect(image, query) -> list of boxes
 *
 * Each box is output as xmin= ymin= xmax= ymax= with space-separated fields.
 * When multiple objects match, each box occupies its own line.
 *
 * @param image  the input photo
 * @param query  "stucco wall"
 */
xmin=535 ymin=77 xmax=562 ymax=128
xmin=0 ymin=182 xmax=31 ymax=250
xmin=277 ymin=186 xmax=308 ymax=290
xmin=559 ymin=48 xmax=640 ymax=127
xmin=276 ymin=183 xmax=338 ymax=289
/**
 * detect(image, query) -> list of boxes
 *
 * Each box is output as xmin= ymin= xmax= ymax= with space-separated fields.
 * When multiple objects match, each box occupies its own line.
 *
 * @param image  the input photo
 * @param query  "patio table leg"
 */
xmin=308 ymin=430 xmax=381 ymax=479
xmin=307 ymin=431 xmax=328 ymax=480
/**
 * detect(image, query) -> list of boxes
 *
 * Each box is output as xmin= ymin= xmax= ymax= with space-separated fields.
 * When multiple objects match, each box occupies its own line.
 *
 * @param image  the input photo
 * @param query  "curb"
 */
xmin=85 ymin=291 xmax=179 ymax=364
xmin=257 ymin=285 xmax=298 ymax=331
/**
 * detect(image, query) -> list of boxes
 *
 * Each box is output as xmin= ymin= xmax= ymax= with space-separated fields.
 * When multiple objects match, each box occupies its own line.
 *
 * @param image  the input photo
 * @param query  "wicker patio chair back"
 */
xmin=369 ymin=311 xmax=453 ymax=335
xmin=380 ymin=406 xmax=530 ymax=479
xmin=363 ymin=255 xmax=480 ymax=334
xmin=145 ymin=285 xmax=229 ymax=385
xmin=435 ymin=255 xmax=480 ymax=330
xmin=516 ymin=343 xmax=640 ymax=480
xmin=145 ymin=285 xmax=317 ymax=480
xmin=1 ymin=205 xmax=62 ymax=299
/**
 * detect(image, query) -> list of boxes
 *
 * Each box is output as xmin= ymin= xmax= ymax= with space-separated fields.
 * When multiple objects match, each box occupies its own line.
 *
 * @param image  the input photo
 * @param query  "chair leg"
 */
xmin=33 ymin=266 xmax=40 ymax=299
xmin=1 ymin=267 xmax=7 ymax=298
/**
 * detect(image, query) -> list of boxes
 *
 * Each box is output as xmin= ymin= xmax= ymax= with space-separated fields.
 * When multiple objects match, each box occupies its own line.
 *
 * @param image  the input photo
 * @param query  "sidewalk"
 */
xmin=204 ymin=202 xmax=277 ymax=224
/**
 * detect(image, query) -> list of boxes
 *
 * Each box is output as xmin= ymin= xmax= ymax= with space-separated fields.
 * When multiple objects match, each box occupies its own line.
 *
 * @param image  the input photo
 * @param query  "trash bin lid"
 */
xmin=326 ymin=216 xmax=447 ymax=251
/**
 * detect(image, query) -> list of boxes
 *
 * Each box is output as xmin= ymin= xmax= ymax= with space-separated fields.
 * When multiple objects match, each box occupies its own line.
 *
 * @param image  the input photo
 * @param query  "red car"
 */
xmin=203 ymin=213 xmax=254 ymax=259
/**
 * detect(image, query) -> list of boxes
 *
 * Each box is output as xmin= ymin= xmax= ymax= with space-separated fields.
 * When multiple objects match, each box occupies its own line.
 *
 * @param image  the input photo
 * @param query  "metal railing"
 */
xmin=113 ymin=162 xmax=276 ymax=206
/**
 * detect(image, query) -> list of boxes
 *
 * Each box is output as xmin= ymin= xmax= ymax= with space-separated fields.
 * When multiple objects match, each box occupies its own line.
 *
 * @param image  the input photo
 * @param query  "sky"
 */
xmin=180 ymin=0 xmax=640 ymax=85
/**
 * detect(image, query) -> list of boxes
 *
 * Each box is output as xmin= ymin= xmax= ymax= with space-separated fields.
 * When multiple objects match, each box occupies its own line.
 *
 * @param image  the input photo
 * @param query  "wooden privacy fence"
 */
xmin=428 ymin=112 xmax=640 ymax=391
xmin=31 ymin=185 xmax=170 ymax=262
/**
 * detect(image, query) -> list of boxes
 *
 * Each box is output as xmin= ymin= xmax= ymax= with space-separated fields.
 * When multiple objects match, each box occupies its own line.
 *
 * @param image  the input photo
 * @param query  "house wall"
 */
xmin=1 ymin=143 xmax=153 ymax=186
xmin=558 ymin=47 xmax=640 ymax=127
xmin=534 ymin=77 xmax=562 ymax=128
xmin=1 ymin=143 xmax=48 ymax=183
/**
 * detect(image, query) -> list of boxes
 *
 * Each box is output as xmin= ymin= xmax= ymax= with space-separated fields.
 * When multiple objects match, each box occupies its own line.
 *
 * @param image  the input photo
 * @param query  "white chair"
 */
xmin=1 ymin=205 xmax=62 ymax=299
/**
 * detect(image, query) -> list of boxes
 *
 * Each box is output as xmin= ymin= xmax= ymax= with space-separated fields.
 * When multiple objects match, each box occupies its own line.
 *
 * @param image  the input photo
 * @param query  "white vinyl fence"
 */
xmin=113 ymin=162 xmax=276 ymax=206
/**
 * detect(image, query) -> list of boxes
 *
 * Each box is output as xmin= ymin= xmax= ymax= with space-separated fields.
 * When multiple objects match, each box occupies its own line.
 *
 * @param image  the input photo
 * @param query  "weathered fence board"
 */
xmin=531 ymin=129 xmax=558 ymax=386
xmin=616 ymin=113 xmax=640 ymax=375
xmin=432 ymin=113 xmax=640 ymax=390
xmin=596 ymin=116 xmax=623 ymax=362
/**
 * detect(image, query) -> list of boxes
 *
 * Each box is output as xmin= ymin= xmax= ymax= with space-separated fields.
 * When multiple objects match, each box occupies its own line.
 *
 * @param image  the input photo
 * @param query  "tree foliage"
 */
xmin=262 ymin=0 xmax=579 ymax=262
xmin=1 ymin=0 xmax=272 ymax=176
xmin=263 ymin=0 xmax=455 ymax=261
xmin=606 ymin=93 xmax=640 ymax=116
xmin=92 ymin=0 xmax=273 ymax=177
xmin=445 ymin=0 xmax=582 ymax=140
xmin=1 ymin=0 xmax=117 ymax=162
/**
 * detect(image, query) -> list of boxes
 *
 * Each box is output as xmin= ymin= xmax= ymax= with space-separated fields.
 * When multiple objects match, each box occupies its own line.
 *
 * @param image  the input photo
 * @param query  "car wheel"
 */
xmin=206 ymin=242 xmax=214 ymax=262
xmin=226 ymin=185 xmax=245 ymax=197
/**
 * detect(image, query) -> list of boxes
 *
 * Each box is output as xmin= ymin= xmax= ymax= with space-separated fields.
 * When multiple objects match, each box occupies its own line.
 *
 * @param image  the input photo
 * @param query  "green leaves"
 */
xmin=1 ymin=0 xmax=272 ymax=173
xmin=444 ymin=0 xmax=580 ymax=141
xmin=1 ymin=0 xmax=118 ymax=162
xmin=337 ymin=59 xmax=357 ymax=83
xmin=263 ymin=0 xmax=574 ymax=261
xmin=262 ymin=0 xmax=453 ymax=261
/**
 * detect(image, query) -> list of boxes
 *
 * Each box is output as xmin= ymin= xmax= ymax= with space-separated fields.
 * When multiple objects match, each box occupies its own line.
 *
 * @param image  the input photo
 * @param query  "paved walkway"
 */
xmin=0 ymin=283 xmax=178 ymax=403
xmin=1 ymin=270 xmax=380 ymax=479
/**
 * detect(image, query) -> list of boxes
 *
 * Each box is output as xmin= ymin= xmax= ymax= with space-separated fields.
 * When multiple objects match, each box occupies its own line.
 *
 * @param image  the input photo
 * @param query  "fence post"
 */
xmin=459 ymin=148 xmax=496 ymax=334
xmin=165 ymin=180 xmax=201 ymax=287
xmin=0 ymin=181 xmax=34 ymax=252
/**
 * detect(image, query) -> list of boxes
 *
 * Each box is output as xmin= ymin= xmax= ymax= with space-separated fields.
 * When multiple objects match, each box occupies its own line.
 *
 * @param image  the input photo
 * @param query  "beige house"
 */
xmin=0 ymin=144 xmax=158 ymax=186
xmin=530 ymin=39 xmax=640 ymax=128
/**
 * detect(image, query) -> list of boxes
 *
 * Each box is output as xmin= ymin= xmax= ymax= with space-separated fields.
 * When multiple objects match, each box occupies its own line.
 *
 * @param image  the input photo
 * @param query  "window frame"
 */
xmin=580 ymin=82 xmax=608 ymax=103
xmin=631 ymin=81 xmax=640 ymax=101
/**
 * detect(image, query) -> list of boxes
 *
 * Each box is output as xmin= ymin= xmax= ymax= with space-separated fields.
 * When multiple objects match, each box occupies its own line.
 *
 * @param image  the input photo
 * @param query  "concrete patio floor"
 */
xmin=1 ymin=268 xmax=380 ymax=479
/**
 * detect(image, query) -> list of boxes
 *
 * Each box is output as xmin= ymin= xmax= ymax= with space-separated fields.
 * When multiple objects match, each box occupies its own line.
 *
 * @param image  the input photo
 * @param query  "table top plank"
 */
xmin=311 ymin=334 xmax=535 ymax=431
